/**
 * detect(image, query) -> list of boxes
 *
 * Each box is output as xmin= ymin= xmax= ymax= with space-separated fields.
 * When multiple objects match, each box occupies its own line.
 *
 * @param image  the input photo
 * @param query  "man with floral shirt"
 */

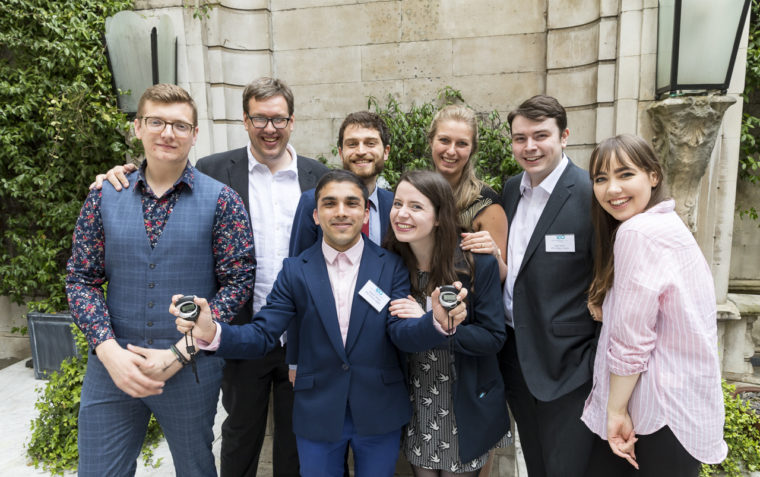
xmin=66 ymin=83 xmax=255 ymax=477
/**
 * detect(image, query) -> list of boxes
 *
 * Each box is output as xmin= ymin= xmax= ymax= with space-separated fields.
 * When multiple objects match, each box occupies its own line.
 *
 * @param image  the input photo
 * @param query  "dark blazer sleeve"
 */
xmin=385 ymin=256 xmax=449 ymax=353
xmin=289 ymin=188 xmax=320 ymax=257
xmin=216 ymin=259 xmax=297 ymax=359
xmin=450 ymin=253 xmax=506 ymax=356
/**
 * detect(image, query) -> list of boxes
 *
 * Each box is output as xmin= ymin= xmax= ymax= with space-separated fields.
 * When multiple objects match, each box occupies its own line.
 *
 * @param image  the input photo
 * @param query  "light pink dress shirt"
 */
xmin=322 ymin=238 xmax=364 ymax=346
xmin=581 ymin=200 xmax=727 ymax=464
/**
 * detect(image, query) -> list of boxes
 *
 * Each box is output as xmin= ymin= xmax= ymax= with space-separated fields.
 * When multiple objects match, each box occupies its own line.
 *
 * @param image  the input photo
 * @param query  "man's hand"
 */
xmin=126 ymin=344 xmax=182 ymax=382
xmin=88 ymin=163 xmax=137 ymax=191
xmin=288 ymin=368 xmax=296 ymax=387
xmin=431 ymin=282 xmax=468 ymax=333
xmin=171 ymin=294 xmax=216 ymax=343
xmin=389 ymin=296 xmax=425 ymax=318
xmin=95 ymin=339 xmax=165 ymax=397
xmin=607 ymin=409 xmax=638 ymax=469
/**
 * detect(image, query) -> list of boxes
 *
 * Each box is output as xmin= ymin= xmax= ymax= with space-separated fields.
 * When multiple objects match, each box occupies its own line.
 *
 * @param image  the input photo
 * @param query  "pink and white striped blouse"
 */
xmin=581 ymin=200 xmax=727 ymax=464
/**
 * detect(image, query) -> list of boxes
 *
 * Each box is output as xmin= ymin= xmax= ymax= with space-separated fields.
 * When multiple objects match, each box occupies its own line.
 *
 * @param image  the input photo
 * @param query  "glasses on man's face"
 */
xmin=141 ymin=117 xmax=195 ymax=137
xmin=246 ymin=113 xmax=291 ymax=129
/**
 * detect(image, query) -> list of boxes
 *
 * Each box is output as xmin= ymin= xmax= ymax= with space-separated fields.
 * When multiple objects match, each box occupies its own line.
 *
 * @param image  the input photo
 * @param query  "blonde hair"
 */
xmin=427 ymin=105 xmax=482 ymax=218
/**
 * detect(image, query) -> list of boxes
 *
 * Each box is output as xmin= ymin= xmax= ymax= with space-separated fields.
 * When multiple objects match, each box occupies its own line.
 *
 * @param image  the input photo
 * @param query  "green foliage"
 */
xmin=367 ymin=87 xmax=519 ymax=191
xmin=0 ymin=0 xmax=137 ymax=313
xmin=700 ymin=381 xmax=760 ymax=477
xmin=26 ymin=324 xmax=163 ymax=474
xmin=739 ymin=0 xmax=760 ymax=219
xmin=183 ymin=0 xmax=212 ymax=20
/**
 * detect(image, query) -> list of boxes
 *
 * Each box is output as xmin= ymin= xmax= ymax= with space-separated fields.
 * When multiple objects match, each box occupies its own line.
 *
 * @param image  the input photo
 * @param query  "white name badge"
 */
xmin=545 ymin=234 xmax=575 ymax=252
xmin=358 ymin=280 xmax=391 ymax=312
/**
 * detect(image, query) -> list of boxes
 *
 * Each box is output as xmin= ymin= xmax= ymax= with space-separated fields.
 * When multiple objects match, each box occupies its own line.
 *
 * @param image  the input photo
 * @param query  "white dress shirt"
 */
xmin=503 ymin=155 xmax=569 ymax=327
xmin=247 ymin=143 xmax=302 ymax=324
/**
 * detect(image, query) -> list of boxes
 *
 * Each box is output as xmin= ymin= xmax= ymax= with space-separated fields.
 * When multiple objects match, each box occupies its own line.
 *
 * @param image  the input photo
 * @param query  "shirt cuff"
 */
xmin=197 ymin=322 xmax=222 ymax=351
xmin=432 ymin=314 xmax=456 ymax=335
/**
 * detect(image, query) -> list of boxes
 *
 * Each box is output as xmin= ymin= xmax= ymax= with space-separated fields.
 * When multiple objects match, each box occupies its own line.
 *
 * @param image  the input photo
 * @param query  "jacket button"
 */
xmin=148 ymin=301 xmax=154 ymax=308
xmin=147 ymin=339 xmax=153 ymax=345
xmin=149 ymin=263 xmax=156 ymax=269
xmin=342 ymin=364 xmax=349 ymax=371
xmin=146 ymin=321 xmax=153 ymax=327
xmin=148 ymin=282 xmax=155 ymax=288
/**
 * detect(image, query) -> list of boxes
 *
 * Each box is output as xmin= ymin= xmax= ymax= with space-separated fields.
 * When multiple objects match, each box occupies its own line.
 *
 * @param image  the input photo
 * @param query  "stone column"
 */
xmin=646 ymin=95 xmax=736 ymax=232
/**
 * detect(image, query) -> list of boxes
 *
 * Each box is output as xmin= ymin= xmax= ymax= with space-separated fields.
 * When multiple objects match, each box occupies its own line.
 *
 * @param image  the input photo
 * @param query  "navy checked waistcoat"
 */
xmin=101 ymin=169 xmax=223 ymax=348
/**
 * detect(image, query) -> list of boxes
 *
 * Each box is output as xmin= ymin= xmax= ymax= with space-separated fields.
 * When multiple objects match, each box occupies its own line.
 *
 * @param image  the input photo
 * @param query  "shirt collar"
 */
xmin=135 ymin=161 xmax=195 ymax=196
xmin=519 ymin=154 xmax=569 ymax=196
xmin=247 ymin=142 xmax=299 ymax=177
xmin=367 ymin=182 xmax=379 ymax=210
xmin=322 ymin=235 xmax=364 ymax=265
xmin=644 ymin=199 xmax=675 ymax=215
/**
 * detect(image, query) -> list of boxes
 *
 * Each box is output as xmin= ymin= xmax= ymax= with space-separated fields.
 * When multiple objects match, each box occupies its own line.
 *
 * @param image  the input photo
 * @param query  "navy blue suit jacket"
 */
xmin=213 ymin=239 xmax=448 ymax=442
xmin=500 ymin=159 xmax=599 ymax=401
xmin=288 ymin=186 xmax=393 ymax=257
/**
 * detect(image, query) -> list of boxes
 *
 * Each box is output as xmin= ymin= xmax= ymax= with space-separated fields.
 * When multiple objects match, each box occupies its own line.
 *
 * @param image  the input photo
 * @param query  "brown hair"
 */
xmin=337 ymin=111 xmax=391 ymax=150
xmin=242 ymin=77 xmax=295 ymax=117
xmin=383 ymin=170 xmax=472 ymax=295
xmin=314 ymin=169 xmax=368 ymax=208
xmin=507 ymin=95 xmax=567 ymax=134
xmin=137 ymin=83 xmax=197 ymax=126
xmin=587 ymin=134 xmax=668 ymax=307
xmin=427 ymin=105 xmax=483 ymax=218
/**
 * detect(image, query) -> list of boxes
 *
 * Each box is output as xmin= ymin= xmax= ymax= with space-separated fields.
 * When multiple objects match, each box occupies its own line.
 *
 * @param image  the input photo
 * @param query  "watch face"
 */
xmin=180 ymin=303 xmax=196 ymax=313
xmin=439 ymin=291 xmax=458 ymax=307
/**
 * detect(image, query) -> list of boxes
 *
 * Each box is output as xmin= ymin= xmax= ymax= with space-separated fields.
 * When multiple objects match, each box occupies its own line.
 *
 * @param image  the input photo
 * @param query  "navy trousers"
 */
xmin=78 ymin=350 xmax=224 ymax=477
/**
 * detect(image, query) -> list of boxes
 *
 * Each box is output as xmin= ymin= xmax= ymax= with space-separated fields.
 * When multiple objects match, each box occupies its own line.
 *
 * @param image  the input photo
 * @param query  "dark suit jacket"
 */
xmin=213 ymin=239 xmax=448 ymax=442
xmin=446 ymin=252 xmax=510 ymax=462
xmin=500 ymin=159 xmax=599 ymax=402
xmin=195 ymin=146 xmax=329 ymax=325
xmin=288 ymin=186 xmax=393 ymax=257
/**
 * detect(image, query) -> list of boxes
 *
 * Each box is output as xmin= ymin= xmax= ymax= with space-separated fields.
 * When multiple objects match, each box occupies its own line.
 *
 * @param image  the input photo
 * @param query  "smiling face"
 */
xmin=430 ymin=119 xmax=475 ymax=184
xmin=510 ymin=115 xmax=569 ymax=187
xmin=390 ymin=180 xmax=437 ymax=250
xmin=593 ymin=152 xmax=659 ymax=222
xmin=313 ymin=180 xmax=369 ymax=251
xmin=135 ymin=100 xmax=198 ymax=165
xmin=339 ymin=124 xmax=388 ymax=183
xmin=243 ymin=94 xmax=294 ymax=164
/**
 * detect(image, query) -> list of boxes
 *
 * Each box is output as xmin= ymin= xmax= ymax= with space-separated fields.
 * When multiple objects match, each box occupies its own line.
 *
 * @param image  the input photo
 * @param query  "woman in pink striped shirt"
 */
xmin=581 ymin=134 xmax=726 ymax=476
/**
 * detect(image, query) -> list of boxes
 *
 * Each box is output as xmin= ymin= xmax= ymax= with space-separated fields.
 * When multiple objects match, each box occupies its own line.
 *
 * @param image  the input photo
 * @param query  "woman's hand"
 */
xmin=389 ymin=296 xmax=425 ymax=318
xmin=607 ymin=409 xmax=638 ymax=469
xmin=461 ymin=231 xmax=501 ymax=259
xmin=89 ymin=163 xmax=137 ymax=191
xmin=588 ymin=302 xmax=603 ymax=322
xmin=171 ymin=294 xmax=216 ymax=343
xmin=431 ymin=282 xmax=468 ymax=333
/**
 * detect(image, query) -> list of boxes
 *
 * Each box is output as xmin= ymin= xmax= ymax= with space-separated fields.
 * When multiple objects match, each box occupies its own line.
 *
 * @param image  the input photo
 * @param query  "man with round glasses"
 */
xmin=66 ymin=83 xmax=255 ymax=476
xmin=92 ymin=78 xmax=328 ymax=477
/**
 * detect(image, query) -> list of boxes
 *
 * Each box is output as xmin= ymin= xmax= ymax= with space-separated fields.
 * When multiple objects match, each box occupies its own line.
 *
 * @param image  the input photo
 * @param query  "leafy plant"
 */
xmin=367 ymin=87 xmax=519 ymax=191
xmin=26 ymin=324 xmax=163 ymax=475
xmin=700 ymin=381 xmax=760 ymax=476
xmin=738 ymin=0 xmax=760 ymax=221
xmin=0 ymin=0 xmax=137 ymax=313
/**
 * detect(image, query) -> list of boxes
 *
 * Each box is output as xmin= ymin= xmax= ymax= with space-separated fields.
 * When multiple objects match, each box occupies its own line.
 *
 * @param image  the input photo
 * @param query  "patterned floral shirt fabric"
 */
xmin=66 ymin=162 xmax=255 ymax=348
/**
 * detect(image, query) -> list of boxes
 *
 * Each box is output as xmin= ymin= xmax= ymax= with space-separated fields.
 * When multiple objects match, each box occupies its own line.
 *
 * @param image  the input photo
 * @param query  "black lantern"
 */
xmin=104 ymin=11 xmax=177 ymax=118
xmin=656 ymin=0 xmax=752 ymax=98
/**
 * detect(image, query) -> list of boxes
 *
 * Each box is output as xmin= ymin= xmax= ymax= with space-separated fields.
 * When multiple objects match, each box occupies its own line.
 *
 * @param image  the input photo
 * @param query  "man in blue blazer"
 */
xmin=177 ymin=170 xmax=466 ymax=476
xmin=289 ymin=111 xmax=394 ymax=257
xmin=499 ymin=95 xmax=599 ymax=476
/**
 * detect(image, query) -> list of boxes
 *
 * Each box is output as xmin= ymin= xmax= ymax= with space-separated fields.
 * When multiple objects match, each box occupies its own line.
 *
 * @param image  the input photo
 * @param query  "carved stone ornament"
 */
xmin=647 ymin=95 xmax=736 ymax=231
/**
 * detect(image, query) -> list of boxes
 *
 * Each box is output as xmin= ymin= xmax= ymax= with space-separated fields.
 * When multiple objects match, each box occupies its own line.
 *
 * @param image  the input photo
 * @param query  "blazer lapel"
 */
xmin=517 ymin=168 xmax=574 ymax=277
xmin=229 ymin=148 xmax=250 ymax=213
xmin=344 ymin=242 xmax=383 ymax=355
xmin=303 ymin=248 xmax=349 ymax=361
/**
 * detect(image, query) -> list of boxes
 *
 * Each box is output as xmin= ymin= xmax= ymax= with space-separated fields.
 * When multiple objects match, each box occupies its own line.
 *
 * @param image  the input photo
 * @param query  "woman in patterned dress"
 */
xmin=427 ymin=105 xmax=508 ymax=281
xmin=385 ymin=170 xmax=512 ymax=476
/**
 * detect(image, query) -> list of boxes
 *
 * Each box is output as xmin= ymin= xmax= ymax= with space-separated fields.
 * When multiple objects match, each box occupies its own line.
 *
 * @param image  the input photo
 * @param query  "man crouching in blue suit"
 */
xmin=175 ymin=169 xmax=468 ymax=476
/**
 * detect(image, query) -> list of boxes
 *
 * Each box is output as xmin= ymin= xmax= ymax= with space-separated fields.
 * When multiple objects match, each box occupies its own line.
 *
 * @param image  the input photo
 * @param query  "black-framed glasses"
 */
xmin=140 ymin=117 xmax=195 ymax=137
xmin=246 ymin=113 xmax=291 ymax=129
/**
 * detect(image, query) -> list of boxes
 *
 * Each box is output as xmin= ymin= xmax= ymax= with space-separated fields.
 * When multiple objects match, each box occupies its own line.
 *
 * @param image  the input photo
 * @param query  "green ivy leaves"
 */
xmin=0 ymin=0 xmax=138 ymax=312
